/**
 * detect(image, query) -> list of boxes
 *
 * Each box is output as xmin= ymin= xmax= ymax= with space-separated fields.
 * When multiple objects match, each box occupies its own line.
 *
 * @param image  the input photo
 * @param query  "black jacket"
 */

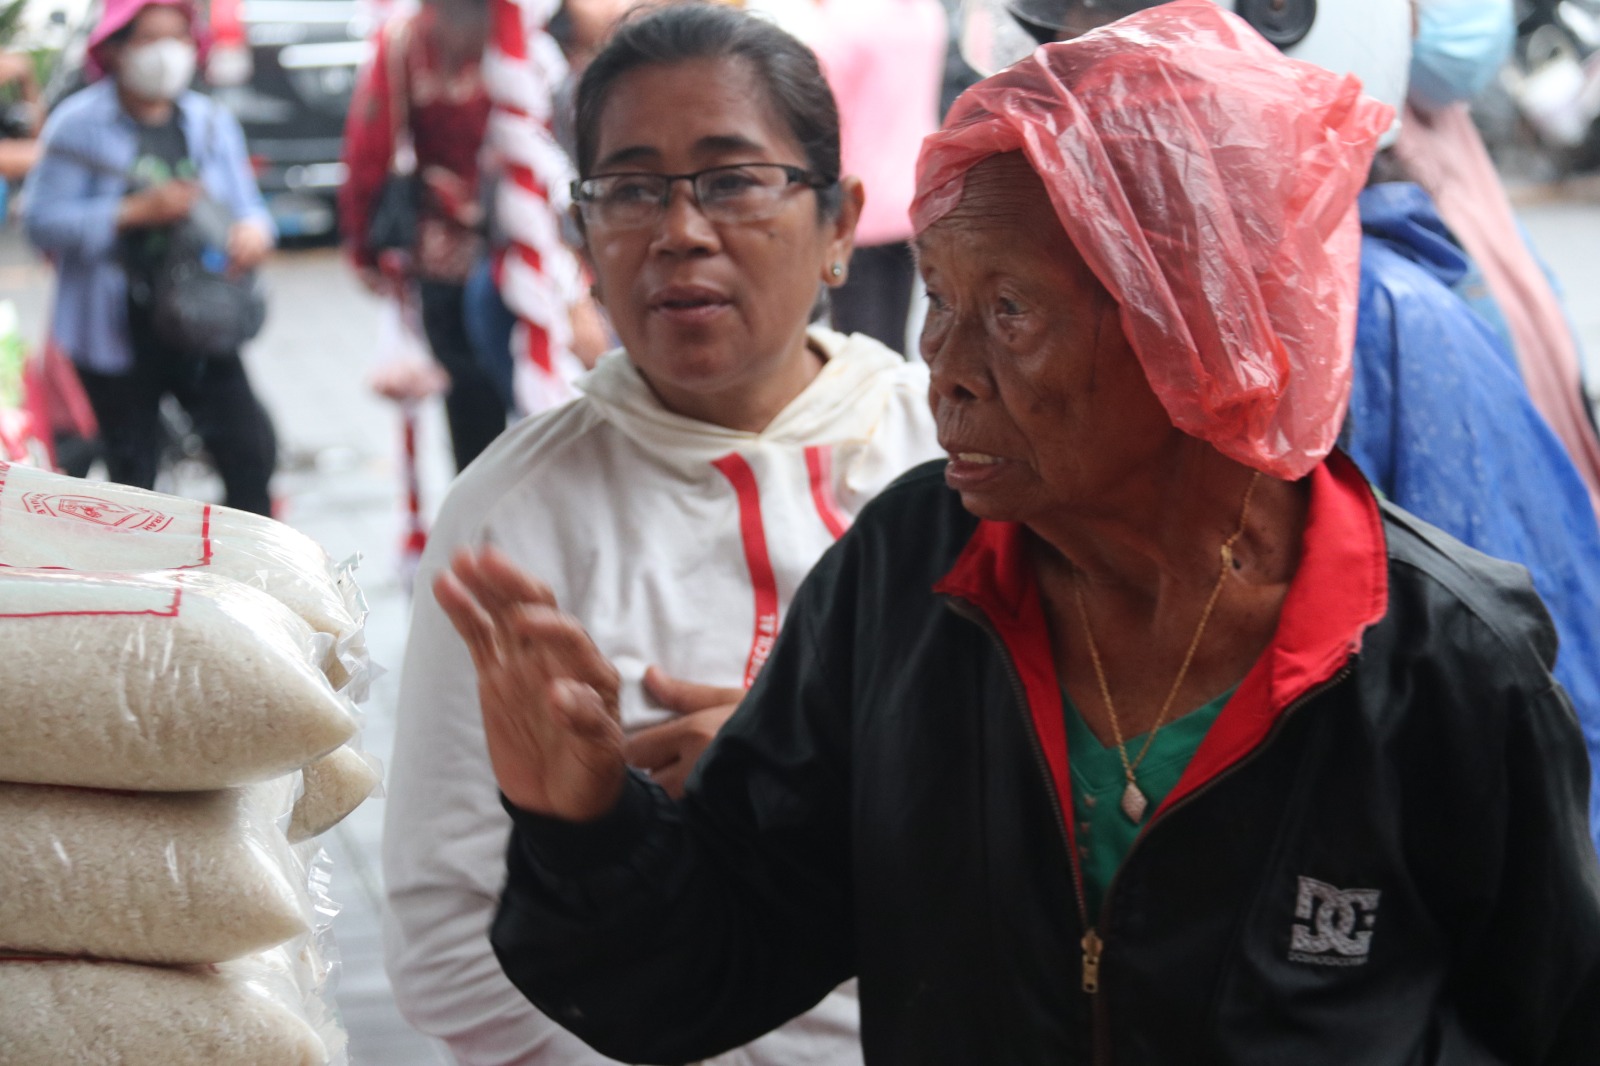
xmin=492 ymin=455 xmax=1600 ymax=1065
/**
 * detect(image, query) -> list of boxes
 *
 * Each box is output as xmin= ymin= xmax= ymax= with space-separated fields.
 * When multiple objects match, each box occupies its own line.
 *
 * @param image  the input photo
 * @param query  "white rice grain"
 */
xmin=0 ymin=784 xmax=311 ymax=965
xmin=288 ymin=746 xmax=383 ymax=844
xmin=0 ymin=957 xmax=326 ymax=1066
xmin=0 ymin=569 xmax=357 ymax=791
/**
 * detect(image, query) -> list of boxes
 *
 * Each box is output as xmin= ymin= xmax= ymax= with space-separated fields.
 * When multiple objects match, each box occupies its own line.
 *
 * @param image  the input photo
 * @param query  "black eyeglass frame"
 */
xmin=570 ymin=163 xmax=839 ymax=227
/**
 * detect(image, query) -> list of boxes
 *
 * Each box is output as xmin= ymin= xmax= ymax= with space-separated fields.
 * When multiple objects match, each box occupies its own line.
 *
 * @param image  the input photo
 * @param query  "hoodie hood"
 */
xmin=577 ymin=327 xmax=917 ymax=467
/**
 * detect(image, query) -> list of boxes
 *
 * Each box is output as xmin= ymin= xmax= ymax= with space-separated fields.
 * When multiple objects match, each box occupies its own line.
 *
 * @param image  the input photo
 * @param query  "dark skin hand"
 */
xmin=434 ymin=546 xmax=627 ymax=822
xmin=435 ymin=547 xmax=751 ymax=811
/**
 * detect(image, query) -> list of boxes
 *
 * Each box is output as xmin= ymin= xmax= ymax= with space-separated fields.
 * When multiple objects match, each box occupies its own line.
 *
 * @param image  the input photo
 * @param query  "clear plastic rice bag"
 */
xmin=0 ymin=461 xmax=364 ymax=648
xmin=0 ymin=780 xmax=313 ymax=966
xmin=0 ymin=949 xmax=336 ymax=1066
xmin=0 ymin=568 xmax=358 ymax=791
xmin=911 ymin=0 xmax=1394 ymax=479
xmin=288 ymin=745 xmax=384 ymax=844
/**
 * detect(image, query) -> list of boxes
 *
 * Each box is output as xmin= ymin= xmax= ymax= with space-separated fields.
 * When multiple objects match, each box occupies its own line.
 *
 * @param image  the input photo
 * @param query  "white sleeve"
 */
xmin=381 ymin=539 xmax=625 ymax=1066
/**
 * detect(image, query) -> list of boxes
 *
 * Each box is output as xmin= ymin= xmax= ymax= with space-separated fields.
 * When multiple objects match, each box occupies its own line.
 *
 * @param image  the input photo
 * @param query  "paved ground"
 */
xmin=0 ymin=174 xmax=1596 ymax=1066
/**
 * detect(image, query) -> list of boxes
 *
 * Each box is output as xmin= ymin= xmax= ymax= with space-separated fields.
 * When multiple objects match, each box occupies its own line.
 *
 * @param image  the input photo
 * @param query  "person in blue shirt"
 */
xmin=1349 ymin=179 xmax=1600 ymax=849
xmin=25 ymin=0 xmax=278 ymax=515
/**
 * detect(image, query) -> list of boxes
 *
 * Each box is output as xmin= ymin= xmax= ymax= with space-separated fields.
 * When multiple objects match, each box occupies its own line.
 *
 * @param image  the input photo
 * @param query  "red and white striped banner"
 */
xmin=484 ymin=0 xmax=585 ymax=415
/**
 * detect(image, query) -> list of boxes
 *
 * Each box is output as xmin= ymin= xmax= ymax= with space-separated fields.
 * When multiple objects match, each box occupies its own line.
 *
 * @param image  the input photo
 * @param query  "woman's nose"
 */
xmin=924 ymin=317 xmax=994 ymax=404
xmin=650 ymin=183 xmax=720 ymax=256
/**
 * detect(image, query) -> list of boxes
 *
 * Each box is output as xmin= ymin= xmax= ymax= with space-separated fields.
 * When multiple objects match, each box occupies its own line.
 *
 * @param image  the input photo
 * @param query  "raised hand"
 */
xmin=433 ymin=546 xmax=626 ymax=822
xmin=622 ymin=667 xmax=746 ymax=799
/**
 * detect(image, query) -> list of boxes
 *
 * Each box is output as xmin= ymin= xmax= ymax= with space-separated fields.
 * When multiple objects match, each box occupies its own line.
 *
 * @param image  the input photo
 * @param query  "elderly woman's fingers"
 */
xmin=510 ymin=606 xmax=623 ymax=721
xmin=432 ymin=568 xmax=500 ymax=670
xmin=551 ymin=679 xmax=625 ymax=745
xmin=449 ymin=548 xmax=538 ymax=631
xmin=475 ymin=545 xmax=561 ymax=608
xmin=454 ymin=547 xmax=559 ymax=635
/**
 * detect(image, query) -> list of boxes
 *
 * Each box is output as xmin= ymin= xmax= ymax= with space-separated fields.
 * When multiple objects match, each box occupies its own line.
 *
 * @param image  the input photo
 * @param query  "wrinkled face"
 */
xmin=917 ymin=153 xmax=1179 ymax=525
xmin=579 ymin=57 xmax=855 ymax=428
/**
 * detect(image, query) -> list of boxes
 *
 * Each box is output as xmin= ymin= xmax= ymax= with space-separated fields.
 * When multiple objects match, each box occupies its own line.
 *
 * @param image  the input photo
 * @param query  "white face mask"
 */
xmin=120 ymin=38 xmax=197 ymax=101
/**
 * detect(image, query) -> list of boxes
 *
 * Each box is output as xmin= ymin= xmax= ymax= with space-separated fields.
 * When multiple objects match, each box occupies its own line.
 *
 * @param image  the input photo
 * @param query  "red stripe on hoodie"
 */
xmin=804 ymin=445 xmax=852 ymax=541
xmin=714 ymin=453 xmax=782 ymax=688
xmin=933 ymin=452 xmax=1390 ymax=853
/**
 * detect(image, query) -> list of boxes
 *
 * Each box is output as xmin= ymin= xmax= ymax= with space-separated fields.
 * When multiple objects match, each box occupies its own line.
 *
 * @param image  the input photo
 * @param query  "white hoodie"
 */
xmin=384 ymin=329 xmax=941 ymax=1065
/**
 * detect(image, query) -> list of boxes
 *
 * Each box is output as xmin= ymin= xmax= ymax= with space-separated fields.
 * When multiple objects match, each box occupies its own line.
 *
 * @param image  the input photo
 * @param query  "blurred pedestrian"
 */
xmin=1392 ymin=0 xmax=1600 ymax=508
xmin=24 ymin=0 xmax=278 ymax=514
xmin=0 ymin=50 xmax=43 ymax=192
xmin=810 ymin=0 xmax=946 ymax=354
xmin=341 ymin=0 xmax=506 ymax=471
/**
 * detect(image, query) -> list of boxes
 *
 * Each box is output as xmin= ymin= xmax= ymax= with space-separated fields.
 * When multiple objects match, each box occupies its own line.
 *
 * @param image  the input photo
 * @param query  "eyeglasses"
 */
xmin=571 ymin=163 xmax=837 ymax=231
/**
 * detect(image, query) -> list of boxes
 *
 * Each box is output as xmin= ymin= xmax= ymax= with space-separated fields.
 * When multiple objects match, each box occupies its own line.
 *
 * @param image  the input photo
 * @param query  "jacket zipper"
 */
xmin=1088 ymin=661 xmax=1358 ymax=1059
xmin=945 ymin=599 xmax=1105 ymax=1055
xmin=950 ymin=594 xmax=1358 ymax=1066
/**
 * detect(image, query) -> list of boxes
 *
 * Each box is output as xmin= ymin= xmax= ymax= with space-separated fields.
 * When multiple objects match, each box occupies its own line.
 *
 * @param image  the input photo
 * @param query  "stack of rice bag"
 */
xmin=0 ymin=462 xmax=382 ymax=1065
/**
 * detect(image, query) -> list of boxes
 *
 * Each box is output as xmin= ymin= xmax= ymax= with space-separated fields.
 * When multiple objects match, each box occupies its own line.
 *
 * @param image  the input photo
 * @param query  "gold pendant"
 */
xmin=1120 ymin=780 xmax=1148 ymax=823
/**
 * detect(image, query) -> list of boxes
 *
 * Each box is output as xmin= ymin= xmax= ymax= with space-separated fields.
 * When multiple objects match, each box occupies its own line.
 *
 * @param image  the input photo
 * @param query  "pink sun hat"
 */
xmin=86 ymin=0 xmax=206 ymax=80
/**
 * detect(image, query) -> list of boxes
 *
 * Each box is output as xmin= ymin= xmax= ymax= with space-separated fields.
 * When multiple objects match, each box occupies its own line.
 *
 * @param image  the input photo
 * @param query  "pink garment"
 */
xmin=1393 ymin=101 xmax=1600 ymax=512
xmin=912 ymin=0 xmax=1391 ymax=480
xmin=811 ymin=0 xmax=947 ymax=247
xmin=86 ymin=0 xmax=202 ymax=76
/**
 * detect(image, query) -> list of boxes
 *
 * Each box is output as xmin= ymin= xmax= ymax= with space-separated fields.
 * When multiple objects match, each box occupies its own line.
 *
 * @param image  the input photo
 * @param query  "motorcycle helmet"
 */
xmin=960 ymin=0 xmax=1412 ymax=143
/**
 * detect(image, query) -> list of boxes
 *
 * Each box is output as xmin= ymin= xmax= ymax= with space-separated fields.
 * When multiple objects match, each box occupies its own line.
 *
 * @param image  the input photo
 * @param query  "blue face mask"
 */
xmin=1409 ymin=0 xmax=1515 ymax=111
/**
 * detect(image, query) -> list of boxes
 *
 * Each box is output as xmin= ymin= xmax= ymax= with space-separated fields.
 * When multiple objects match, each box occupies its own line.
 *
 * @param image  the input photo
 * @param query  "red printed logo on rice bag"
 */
xmin=21 ymin=493 xmax=175 ymax=533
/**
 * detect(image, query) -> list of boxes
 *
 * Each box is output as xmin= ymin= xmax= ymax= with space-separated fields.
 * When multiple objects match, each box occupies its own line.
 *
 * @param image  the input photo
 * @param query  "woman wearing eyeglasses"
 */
xmin=382 ymin=5 xmax=940 ymax=1063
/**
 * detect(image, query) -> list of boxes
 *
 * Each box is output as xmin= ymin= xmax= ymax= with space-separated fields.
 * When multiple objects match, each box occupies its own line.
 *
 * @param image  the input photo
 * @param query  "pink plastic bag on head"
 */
xmin=912 ymin=0 xmax=1393 ymax=479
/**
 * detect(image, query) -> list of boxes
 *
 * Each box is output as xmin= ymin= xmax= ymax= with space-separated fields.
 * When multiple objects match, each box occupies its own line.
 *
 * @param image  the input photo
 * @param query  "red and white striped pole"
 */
xmin=483 ymin=0 xmax=585 ymax=416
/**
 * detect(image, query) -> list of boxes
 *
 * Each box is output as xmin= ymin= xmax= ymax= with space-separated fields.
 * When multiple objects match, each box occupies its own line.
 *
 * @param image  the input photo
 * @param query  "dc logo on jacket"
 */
xmin=1289 ymin=877 xmax=1382 ymax=967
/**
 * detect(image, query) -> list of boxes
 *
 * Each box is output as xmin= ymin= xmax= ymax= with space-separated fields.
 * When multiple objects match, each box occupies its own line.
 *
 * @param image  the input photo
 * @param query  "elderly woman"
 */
xmin=435 ymin=3 xmax=1600 ymax=1063
xmin=384 ymin=5 xmax=936 ymax=1063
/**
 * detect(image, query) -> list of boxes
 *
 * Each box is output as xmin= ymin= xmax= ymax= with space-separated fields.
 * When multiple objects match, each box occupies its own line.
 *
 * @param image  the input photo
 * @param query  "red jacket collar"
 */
xmin=933 ymin=451 xmax=1389 ymax=828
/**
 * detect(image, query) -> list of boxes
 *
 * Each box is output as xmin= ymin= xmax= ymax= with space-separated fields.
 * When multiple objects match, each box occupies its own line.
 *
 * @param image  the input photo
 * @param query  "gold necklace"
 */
xmin=1071 ymin=471 xmax=1262 ymax=824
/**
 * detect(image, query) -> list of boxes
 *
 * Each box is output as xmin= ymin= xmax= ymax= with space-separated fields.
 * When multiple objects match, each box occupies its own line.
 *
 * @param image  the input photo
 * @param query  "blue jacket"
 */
xmin=23 ymin=81 xmax=274 ymax=375
xmin=1349 ymin=182 xmax=1600 ymax=848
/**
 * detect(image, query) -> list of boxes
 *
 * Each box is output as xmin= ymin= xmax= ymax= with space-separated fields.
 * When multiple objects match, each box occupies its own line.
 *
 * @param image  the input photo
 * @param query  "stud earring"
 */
xmin=830 ymin=263 xmax=844 ymax=279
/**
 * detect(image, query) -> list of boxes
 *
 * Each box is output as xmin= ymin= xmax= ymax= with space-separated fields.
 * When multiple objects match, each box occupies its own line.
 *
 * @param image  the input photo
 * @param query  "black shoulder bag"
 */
xmin=143 ymin=105 xmax=268 ymax=359
xmin=147 ymin=199 xmax=268 ymax=359
xmin=364 ymin=16 xmax=420 ymax=255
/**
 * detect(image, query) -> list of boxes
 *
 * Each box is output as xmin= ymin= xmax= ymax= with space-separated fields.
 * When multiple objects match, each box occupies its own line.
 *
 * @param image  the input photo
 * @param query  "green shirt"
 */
xmin=1062 ymin=687 xmax=1235 ymax=922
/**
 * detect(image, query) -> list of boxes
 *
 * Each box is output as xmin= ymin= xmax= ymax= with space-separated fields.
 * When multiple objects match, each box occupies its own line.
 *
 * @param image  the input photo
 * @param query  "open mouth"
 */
xmin=650 ymin=286 xmax=732 ymax=315
xmin=953 ymin=452 xmax=1003 ymax=465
